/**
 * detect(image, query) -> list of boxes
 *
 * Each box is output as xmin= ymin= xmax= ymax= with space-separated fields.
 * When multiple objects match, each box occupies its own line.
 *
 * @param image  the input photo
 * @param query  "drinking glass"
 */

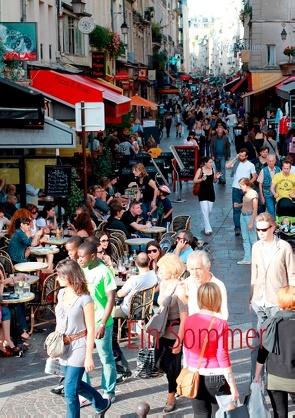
xmin=152 ymin=218 xmax=157 ymax=227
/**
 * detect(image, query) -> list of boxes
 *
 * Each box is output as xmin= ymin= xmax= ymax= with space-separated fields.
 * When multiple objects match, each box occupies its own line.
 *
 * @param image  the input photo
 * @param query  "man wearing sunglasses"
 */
xmin=250 ymin=212 xmax=295 ymax=377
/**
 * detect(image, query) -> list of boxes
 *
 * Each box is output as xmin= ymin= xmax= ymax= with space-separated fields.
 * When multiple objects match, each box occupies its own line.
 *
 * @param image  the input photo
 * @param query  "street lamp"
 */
xmin=71 ymin=0 xmax=87 ymax=15
xmin=120 ymin=21 xmax=129 ymax=36
xmin=281 ymin=27 xmax=287 ymax=41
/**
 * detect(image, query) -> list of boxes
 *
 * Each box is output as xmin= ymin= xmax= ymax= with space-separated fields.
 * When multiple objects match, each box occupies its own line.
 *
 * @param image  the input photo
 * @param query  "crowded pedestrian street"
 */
xmin=1 ymin=127 xmax=293 ymax=418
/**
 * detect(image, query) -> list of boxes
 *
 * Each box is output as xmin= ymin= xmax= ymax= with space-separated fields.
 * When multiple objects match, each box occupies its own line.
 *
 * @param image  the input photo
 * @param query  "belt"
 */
xmin=63 ymin=329 xmax=87 ymax=345
xmin=241 ymin=212 xmax=253 ymax=215
xmin=166 ymin=318 xmax=180 ymax=327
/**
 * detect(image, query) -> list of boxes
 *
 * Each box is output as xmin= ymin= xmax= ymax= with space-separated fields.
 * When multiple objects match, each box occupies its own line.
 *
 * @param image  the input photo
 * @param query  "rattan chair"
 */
xmin=106 ymin=229 xmax=129 ymax=253
xmin=28 ymin=272 xmax=59 ymax=333
xmin=117 ymin=285 xmax=155 ymax=342
xmin=171 ymin=215 xmax=191 ymax=232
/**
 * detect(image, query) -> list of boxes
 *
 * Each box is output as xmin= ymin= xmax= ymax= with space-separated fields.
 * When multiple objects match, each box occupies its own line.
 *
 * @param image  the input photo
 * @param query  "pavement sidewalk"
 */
xmin=0 ymin=125 xmax=294 ymax=417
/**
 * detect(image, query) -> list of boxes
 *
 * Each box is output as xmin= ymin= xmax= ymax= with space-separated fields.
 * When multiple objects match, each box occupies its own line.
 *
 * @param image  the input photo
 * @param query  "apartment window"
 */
xmin=267 ymin=45 xmax=275 ymax=66
xmin=63 ymin=16 xmax=84 ymax=55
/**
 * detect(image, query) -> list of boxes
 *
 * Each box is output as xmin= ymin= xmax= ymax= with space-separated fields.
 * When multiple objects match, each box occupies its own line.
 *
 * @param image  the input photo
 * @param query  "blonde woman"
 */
xmin=132 ymin=163 xmax=158 ymax=221
xmin=235 ymin=177 xmax=258 ymax=264
xmin=155 ymin=253 xmax=188 ymax=413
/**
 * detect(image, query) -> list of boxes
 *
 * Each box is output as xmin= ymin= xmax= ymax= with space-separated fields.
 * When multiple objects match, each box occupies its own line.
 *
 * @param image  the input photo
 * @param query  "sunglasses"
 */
xmin=97 ymin=250 xmax=105 ymax=254
xmin=147 ymin=249 xmax=158 ymax=254
xmin=176 ymin=237 xmax=185 ymax=240
xmin=100 ymin=239 xmax=109 ymax=243
xmin=256 ymin=226 xmax=272 ymax=232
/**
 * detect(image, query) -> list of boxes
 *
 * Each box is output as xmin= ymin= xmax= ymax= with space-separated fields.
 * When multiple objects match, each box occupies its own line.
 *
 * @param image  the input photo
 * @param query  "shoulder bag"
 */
xmin=146 ymin=285 xmax=178 ymax=337
xmin=176 ymin=316 xmax=216 ymax=398
xmin=193 ymin=169 xmax=202 ymax=196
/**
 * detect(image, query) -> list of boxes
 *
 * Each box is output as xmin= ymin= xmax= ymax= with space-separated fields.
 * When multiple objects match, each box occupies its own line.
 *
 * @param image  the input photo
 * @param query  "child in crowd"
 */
xmin=148 ymin=185 xmax=173 ymax=228
xmin=280 ymin=217 xmax=291 ymax=232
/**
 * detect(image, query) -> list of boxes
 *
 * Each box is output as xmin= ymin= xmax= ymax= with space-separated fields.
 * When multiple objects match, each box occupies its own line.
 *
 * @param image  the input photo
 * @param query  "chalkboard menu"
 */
xmin=45 ymin=165 xmax=71 ymax=197
xmin=174 ymin=146 xmax=199 ymax=180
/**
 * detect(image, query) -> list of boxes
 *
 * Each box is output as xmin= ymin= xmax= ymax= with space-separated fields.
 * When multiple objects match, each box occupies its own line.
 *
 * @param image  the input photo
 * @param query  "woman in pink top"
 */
xmin=183 ymin=282 xmax=239 ymax=417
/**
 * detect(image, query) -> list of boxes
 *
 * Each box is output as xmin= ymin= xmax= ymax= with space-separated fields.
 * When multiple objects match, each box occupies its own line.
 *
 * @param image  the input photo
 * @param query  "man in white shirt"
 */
xmin=226 ymin=148 xmax=257 ymax=236
xmin=185 ymin=250 xmax=228 ymax=319
xmin=113 ymin=252 xmax=158 ymax=318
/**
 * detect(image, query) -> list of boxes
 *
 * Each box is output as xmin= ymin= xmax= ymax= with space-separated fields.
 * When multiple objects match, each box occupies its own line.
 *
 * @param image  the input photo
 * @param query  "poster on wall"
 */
xmin=0 ymin=22 xmax=37 ymax=61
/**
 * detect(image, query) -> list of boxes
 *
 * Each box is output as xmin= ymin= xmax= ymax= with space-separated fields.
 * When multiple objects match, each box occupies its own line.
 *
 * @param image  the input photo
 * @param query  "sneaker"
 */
xmin=50 ymin=385 xmax=64 ymax=395
xmin=102 ymin=394 xmax=116 ymax=403
xmin=235 ymin=230 xmax=241 ymax=236
xmin=116 ymin=370 xmax=132 ymax=384
xmin=237 ymin=260 xmax=251 ymax=265
xmin=79 ymin=395 xmax=92 ymax=408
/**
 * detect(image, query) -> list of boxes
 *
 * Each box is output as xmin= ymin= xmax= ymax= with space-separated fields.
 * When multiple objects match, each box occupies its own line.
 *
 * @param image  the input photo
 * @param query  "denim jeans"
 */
xmin=141 ymin=201 xmax=157 ymax=222
xmin=232 ymin=187 xmax=243 ymax=231
xmin=264 ymin=194 xmax=276 ymax=218
xmin=62 ymin=365 xmax=108 ymax=418
xmin=190 ymin=374 xmax=231 ymax=417
xmin=214 ymin=155 xmax=226 ymax=183
xmin=250 ymin=302 xmax=280 ymax=379
xmin=240 ymin=214 xmax=257 ymax=260
xmin=95 ymin=324 xmax=117 ymax=397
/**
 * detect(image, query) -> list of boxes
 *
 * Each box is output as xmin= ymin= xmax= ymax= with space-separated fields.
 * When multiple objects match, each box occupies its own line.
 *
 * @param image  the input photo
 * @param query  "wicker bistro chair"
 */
xmin=106 ymin=229 xmax=129 ymax=254
xmin=28 ymin=272 xmax=59 ymax=334
xmin=117 ymin=285 xmax=155 ymax=342
xmin=171 ymin=215 xmax=191 ymax=233
xmin=109 ymin=236 xmax=125 ymax=259
xmin=0 ymin=252 xmax=15 ymax=276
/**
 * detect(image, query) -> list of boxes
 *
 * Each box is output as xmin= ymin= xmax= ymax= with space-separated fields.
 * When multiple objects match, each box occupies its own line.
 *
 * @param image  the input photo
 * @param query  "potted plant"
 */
xmin=283 ymin=46 xmax=295 ymax=56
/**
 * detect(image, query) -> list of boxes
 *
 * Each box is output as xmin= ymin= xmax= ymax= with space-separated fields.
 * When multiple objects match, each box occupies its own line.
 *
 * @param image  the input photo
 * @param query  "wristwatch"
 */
xmin=99 ymin=323 xmax=106 ymax=327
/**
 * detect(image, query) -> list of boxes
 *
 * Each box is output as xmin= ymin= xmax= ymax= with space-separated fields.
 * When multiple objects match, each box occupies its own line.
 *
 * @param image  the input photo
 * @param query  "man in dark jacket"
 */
xmin=210 ymin=126 xmax=231 ymax=184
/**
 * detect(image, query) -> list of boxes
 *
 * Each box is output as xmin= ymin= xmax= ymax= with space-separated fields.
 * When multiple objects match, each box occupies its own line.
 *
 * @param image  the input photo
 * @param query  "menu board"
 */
xmin=174 ymin=146 xmax=198 ymax=179
xmin=45 ymin=165 xmax=71 ymax=197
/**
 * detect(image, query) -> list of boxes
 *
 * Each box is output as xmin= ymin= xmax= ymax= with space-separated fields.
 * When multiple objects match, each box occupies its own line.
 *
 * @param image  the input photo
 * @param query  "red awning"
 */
xmin=114 ymin=72 xmax=129 ymax=81
xmin=223 ymin=76 xmax=241 ymax=91
xmin=30 ymin=70 xmax=131 ymax=124
xmin=180 ymin=75 xmax=191 ymax=81
xmin=230 ymin=73 xmax=251 ymax=94
xmin=158 ymin=88 xmax=179 ymax=94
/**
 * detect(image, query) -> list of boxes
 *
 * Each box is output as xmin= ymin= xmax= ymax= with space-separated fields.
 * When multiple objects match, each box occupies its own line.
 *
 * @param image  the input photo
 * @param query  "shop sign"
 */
xmin=0 ymin=22 xmax=37 ymax=61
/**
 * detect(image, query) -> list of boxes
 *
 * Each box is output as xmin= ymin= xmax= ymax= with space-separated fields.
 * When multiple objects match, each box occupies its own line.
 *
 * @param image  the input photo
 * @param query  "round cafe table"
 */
xmin=3 ymin=292 xmax=35 ymax=304
xmin=13 ymin=275 xmax=40 ymax=285
xmin=125 ymin=238 xmax=152 ymax=251
xmin=141 ymin=226 xmax=166 ymax=240
xmin=43 ymin=237 xmax=69 ymax=246
xmin=14 ymin=262 xmax=48 ymax=274
xmin=30 ymin=246 xmax=60 ymax=257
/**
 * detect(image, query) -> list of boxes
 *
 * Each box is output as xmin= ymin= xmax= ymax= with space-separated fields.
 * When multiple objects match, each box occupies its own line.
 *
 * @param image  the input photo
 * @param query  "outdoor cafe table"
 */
xmin=14 ymin=262 xmax=48 ymax=274
xmin=30 ymin=246 xmax=60 ymax=262
xmin=43 ymin=237 xmax=69 ymax=246
xmin=3 ymin=292 xmax=35 ymax=305
xmin=141 ymin=226 xmax=166 ymax=239
xmin=13 ymin=275 xmax=40 ymax=285
xmin=125 ymin=238 xmax=152 ymax=251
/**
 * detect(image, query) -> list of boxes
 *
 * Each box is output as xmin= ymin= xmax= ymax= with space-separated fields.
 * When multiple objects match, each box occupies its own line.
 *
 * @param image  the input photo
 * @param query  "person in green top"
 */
xmin=78 ymin=241 xmax=117 ymax=403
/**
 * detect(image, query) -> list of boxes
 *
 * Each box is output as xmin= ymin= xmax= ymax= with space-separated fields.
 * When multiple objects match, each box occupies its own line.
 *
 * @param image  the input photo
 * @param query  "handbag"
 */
xmin=193 ymin=169 xmax=202 ymax=196
xmin=146 ymin=285 xmax=177 ymax=337
xmin=44 ymin=331 xmax=65 ymax=358
xmin=224 ymin=404 xmax=250 ymax=417
xmin=176 ymin=317 xmax=216 ymax=398
xmin=134 ymin=348 xmax=164 ymax=379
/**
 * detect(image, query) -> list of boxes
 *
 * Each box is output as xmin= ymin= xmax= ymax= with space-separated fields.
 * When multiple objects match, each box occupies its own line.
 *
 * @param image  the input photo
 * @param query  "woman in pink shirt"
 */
xmin=183 ymin=282 xmax=239 ymax=417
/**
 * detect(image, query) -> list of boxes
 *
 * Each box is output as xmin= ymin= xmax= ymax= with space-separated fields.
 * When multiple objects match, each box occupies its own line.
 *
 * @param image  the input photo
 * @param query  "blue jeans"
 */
xmin=95 ymin=324 xmax=117 ymax=397
xmin=232 ymin=187 xmax=243 ymax=231
xmin=264 ymin=194 xmax=276 ymax=218
xmin=240 ymin=214 xmax=257 ymax=260
xmin=61 ymin=365 xmax=108 ymax=418
xmin=214 ymin=155 xmax=226 ymax=183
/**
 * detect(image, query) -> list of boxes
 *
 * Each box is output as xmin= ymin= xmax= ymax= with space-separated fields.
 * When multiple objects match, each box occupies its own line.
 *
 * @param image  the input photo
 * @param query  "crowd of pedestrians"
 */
xmin=0 ymin=81 xmax=295 ymax=417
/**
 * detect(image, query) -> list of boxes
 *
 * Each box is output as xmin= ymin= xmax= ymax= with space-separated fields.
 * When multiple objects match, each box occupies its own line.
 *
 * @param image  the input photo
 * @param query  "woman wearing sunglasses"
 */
xmin=26 ymin=203 xmax=38 ymax=235
xmin=146 ymin=240 xmax=163 ymax=273
xmin=95 ymin=231 xmax=112 ymax=258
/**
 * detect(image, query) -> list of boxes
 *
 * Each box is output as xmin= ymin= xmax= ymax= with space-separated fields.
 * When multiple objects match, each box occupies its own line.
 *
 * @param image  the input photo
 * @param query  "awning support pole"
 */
xmin=81 ymin=101 xmax=87 ymax=199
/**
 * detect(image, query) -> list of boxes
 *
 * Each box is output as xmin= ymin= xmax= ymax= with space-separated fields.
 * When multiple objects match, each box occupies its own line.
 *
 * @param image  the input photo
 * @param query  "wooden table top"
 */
xmin=43 ymin=237 xmax=69 ymax=246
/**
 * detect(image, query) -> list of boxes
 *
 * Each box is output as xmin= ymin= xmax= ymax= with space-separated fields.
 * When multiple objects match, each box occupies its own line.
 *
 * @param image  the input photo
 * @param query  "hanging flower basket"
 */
xmin=283 ymin=46 xmax=295 ymax=56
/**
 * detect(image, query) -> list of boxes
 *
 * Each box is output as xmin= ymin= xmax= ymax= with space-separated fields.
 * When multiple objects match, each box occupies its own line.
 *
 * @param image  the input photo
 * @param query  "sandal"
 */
xmin=21 ymin=331 xmax=31 ymax=340
xmin=163 ymin=400 xmax=176 ymax=413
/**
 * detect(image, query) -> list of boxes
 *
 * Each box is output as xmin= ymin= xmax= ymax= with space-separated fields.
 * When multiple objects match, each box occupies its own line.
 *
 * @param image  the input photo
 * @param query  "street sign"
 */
xmin=75 ymin=102 xmax=105 ymax=132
